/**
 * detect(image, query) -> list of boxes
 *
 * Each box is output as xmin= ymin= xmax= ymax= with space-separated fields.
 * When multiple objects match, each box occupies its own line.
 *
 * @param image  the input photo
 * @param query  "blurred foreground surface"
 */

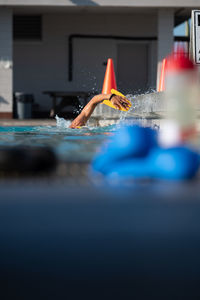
xmin=1 ymin=118 xmax=200 ymax=299
xmin=1 ymin=181 xmax=200 ymax=299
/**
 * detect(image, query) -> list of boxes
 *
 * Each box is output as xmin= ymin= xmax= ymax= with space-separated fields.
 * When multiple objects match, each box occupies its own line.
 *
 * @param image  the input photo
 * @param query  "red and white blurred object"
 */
xmin=157 ymin=42 xmax=189 ymax=92
xmin=159 ymin=49 xmax=199 ymax=148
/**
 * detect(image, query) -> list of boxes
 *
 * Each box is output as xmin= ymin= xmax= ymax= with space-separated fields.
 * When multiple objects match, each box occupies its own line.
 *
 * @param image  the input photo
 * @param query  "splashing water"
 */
xmin=55 ymin=114 xmax=116 ymax=135
xmin=116 ymin=89 xmax=163 ymax=130
xmin=55 ymin=115 xmax=71 ymax=129
xmin=55 ymin=88 xmax=162 ymax=132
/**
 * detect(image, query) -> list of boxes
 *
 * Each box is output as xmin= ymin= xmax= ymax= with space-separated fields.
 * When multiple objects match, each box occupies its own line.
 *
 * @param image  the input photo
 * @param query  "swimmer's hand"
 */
xmin=110 ymin=95 xmax=130 ymax=111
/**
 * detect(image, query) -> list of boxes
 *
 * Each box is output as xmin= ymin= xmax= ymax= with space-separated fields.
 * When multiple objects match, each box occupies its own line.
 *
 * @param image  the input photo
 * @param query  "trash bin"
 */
xmin=15 ymin=93 xmax=34 ymax=119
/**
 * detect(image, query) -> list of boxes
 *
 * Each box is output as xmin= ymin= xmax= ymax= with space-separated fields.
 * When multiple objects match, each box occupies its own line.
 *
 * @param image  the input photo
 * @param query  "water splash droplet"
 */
xmin=55 ymin=115 xmax=71 ymax=129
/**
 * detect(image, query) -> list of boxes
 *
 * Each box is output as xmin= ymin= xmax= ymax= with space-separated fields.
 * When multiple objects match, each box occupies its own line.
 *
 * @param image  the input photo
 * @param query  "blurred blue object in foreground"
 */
xmin=150 ymin=147 xmax=200 ymax=180
xmin=91 ymin=125 xmax=200 ymax=181
xmin=92 ymin=125 xmax=157 ymax=175
xmin=107 ymin=147 xmax=200 ymax=181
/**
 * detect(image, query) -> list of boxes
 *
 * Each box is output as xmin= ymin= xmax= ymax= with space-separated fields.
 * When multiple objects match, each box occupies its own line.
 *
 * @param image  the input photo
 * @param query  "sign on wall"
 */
xmin=191 ymin=10 xmax=200 ymax=64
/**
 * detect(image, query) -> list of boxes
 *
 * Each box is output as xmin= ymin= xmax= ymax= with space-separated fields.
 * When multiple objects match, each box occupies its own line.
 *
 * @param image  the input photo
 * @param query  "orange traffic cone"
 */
xmin=102 ymin=58 xmax=117 ymax=94
xmin=158 ymin=58 xmax=167 ymax=92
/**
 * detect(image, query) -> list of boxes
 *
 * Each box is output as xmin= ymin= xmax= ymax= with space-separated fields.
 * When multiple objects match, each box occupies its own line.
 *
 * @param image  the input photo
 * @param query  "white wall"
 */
xmin=0 ymin=8 xmax=13 ymax=114
xmin=157 ymin=8 xmax=174 ymax=90
xmin=157 ymin=9 xmax=174 ymax=62
xmin=13 ymin=12 xmax=157 ymax=110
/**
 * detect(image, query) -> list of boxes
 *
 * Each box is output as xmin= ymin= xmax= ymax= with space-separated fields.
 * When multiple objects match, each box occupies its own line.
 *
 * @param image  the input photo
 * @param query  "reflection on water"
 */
xmin=0 ymin=113 xmax=162 ymax=163
xmin=0 ymin=124 xmax=115 ymax=163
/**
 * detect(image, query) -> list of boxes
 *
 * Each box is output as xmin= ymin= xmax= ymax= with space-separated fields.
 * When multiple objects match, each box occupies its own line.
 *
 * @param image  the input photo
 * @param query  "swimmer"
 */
xmin=70 ymin=93 xmax=130 ymax=128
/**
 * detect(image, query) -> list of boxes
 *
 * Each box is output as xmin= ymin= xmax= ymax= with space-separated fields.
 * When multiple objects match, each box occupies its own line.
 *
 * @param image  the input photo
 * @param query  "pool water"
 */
xmin=0 ymin=121 xmax=116 ymax=163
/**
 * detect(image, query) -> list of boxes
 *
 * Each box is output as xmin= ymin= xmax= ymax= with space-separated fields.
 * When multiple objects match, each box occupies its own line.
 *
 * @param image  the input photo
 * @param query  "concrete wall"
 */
xmin=156 ymin=8 xmax=174 ymax=90
xmin=0 ymin=8 xmax=12 ymax=116
xmin=13 ymin=12 xmax=157 ymax=111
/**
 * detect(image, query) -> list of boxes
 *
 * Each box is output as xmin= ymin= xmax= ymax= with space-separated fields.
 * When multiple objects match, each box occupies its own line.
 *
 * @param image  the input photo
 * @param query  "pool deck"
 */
xmin=0 ymin=117 xmax=163 ymax=128
xmin=0 ymin=119 xmax=57 ymax=126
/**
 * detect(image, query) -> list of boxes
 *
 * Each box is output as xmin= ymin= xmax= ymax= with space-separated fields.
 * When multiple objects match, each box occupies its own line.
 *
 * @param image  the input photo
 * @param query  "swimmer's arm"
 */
xmin=69 ymin=94 xmax=111 ymax=128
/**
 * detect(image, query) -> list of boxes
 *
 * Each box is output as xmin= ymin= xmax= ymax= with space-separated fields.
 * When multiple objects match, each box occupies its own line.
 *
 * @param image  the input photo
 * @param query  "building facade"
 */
xmin=0 ymin=1 xmax=198 ymax=118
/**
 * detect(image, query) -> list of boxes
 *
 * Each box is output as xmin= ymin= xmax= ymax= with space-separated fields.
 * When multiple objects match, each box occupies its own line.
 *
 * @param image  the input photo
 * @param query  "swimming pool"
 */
xmin=0 ymin=118 xmax=116 ymax=164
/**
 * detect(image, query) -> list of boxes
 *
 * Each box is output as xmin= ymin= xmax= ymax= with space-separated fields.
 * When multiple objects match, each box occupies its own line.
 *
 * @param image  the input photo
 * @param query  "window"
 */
xmin=13 ymin=15 xmax=42 ymax=41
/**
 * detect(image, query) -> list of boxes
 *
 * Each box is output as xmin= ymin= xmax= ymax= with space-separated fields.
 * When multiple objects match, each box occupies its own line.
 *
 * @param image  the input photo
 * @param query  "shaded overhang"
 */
xmin=175 ymin=8 xmax=194 ymax=26
xmin=0 ymin=0 xmax=200 ymax=7
xmin=0 ymin=1 xmax=199 ymax=27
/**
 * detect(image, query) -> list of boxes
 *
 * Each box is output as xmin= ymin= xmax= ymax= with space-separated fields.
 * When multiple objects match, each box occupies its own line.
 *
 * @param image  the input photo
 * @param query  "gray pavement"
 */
xmin=0 ymin=119 xmax=57 ymax=126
